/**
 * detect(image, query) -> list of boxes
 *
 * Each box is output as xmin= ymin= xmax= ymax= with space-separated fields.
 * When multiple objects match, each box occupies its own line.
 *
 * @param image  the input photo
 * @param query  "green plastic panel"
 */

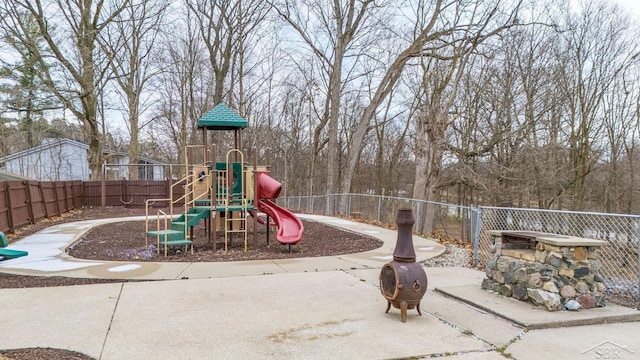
xmin=0 ymin=249 xmax=29 ymax=259
xmin=215 ymin=162 xmax=244 ymax=195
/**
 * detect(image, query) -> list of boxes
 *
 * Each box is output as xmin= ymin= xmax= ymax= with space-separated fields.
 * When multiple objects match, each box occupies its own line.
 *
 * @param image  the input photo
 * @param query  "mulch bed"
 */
xmin=0 ymin=348 xmax=93 ymax=360
xmin=67 ymin=214 xmax=380 ymax=262
xmin=2 ymin=207 xmax=383 ymax=288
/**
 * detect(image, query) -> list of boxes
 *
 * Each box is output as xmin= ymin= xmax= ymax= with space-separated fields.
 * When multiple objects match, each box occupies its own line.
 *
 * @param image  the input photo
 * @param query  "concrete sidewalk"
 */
xmin=1 ymin=215 xmax=639 ymax=359
xmin=0 ymin=214 xmax=445 ymax=279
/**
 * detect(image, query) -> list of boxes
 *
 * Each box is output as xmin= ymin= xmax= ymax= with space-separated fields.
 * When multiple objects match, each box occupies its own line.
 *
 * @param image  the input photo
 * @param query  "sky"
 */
xmin=3 ymin=0 xmax=640 ymax=141
xmin=616 ymin=0 xmax=640 ymax=15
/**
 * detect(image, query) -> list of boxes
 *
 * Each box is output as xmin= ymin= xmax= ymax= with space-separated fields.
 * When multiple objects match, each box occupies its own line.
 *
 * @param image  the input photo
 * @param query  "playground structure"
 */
xmin=145 ymin=104 xmax=303 ymax=256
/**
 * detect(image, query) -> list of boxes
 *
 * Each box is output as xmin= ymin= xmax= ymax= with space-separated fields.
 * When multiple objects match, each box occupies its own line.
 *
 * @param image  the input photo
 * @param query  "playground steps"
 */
xmin=170 ymin=207 xmax=211 ymax=230
xmin=145 ymin=207 xmax=211 ymax=256
xmin=145 ymin=228 xmax=194 ymax=256
xmin=145 ymin=229 xmax=184 ymax=242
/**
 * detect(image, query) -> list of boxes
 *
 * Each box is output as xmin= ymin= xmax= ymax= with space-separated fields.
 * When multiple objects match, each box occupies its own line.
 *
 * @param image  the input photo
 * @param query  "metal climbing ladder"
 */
xmin=215 ymin=149 xmax=249 ymax=251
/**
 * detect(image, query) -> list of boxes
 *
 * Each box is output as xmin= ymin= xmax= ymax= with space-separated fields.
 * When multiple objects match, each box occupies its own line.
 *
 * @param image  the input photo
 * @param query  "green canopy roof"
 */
xmin=198 ymin=103 xmax=248 ymax=130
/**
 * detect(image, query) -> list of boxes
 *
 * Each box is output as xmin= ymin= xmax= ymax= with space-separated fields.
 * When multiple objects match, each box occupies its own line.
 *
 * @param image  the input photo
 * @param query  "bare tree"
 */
xmin=0 ymin=0 xmax=130 ymax=180
xmin=451 ymin=14 xmax=567 ymax=210
xmin=148 ymin=8 xmax=215 ymax=174
xmin=439 ymin=0 xmax=640 ymax=216
xmin=186 ymin=0 xmax=268 ymax=109
xmin=396 ymin=0 xmax=520 ymax=233
xmin=186 ymin=0 xmax=235 ymax=108
xmin=510 ymin=17 xmax=569 ymax=209
xmin=270 ymin=0 xmax=382 ymax=213
xmin=597 ymin=62 xmax=640 ymax=213
xmin=555 ymin=0 xmax=640 ymax=210
xmin=370 ymin=89 xmax=412 ymax=196
xmin=100 ymin=0 xmax=168 ymax=180
xmin=624 ymin=102 xmax=640 ymax=213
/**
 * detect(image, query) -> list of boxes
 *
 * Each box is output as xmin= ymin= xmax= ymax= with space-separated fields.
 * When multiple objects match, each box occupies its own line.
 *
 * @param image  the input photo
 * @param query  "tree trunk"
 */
xmin=325 ymin=48 xmax=344 ymax=215
xmin=128 ymin=99 xmax=140 ymax=180
xmin=412 ymin=110 xmax=446 ymax=234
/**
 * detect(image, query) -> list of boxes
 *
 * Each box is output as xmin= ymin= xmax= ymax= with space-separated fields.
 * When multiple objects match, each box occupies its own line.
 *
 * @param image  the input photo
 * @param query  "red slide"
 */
xmin=256 ymin=173 xmax=304 ymax=245
xmin=257 ymin=199 xmax=303 ymax=245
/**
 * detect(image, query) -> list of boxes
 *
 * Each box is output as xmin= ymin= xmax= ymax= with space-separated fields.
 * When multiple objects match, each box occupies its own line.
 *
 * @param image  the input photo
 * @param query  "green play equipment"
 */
xmin=145 ymin=103 xmax=252 ymax=256
xmin=0 ymin=231 xmax=29 ymax=260
xmin=197 ymin=103 xmax=248 ymax=129
xmin=144 ymin=103 xmax=302 ymax=256
xmin=215 ymin=161 xmax=244 ymax=197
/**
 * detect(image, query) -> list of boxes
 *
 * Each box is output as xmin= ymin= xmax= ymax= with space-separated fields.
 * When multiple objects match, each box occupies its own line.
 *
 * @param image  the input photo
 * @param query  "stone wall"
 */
xmin=482 ymin=242 xmax=606 ymax=311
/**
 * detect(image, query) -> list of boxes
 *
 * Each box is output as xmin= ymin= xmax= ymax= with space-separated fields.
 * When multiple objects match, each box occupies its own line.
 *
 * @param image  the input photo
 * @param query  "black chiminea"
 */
xmin=379 ymin=209 xmax=428 ymax=322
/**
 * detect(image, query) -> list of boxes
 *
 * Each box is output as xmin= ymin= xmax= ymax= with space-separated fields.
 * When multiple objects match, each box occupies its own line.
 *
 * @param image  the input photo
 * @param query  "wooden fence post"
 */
xmin=101 ymin=163 xmax=106 ymax=211
xmin=39 ymin=181 xmax=49 ymax=218
xmin=3 ymin=182 xmax=13 ymax=232
xmin=24 ymin=180 xmax=34 ymax=224
xmin=53 ymin=182 xmax=61 ymax=217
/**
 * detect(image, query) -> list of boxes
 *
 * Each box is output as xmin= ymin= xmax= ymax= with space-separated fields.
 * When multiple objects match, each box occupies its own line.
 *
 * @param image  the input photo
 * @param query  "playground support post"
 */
xmin=202 ymin=127 xmax=208 ymax=162
xmin=252 ymin=147 xmax=258 ymax=247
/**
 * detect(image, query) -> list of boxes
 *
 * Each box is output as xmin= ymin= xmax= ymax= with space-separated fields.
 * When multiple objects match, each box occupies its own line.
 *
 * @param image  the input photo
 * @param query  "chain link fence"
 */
xmin=284 ymin=194 xmax=472 ymax=242
xmin=475 ymin=206 xmax=640 ymax=308
xmin=285 ymin=194 xmax=640 ymax=308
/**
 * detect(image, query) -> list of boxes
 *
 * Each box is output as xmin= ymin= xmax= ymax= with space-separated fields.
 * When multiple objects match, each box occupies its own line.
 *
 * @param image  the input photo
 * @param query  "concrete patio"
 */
xmin=0 ymin=214 xmax=638 ymax=359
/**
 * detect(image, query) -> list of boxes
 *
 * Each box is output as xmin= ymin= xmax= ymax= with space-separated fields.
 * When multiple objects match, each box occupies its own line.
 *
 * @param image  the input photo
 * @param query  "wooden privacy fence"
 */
xmin=0 ymin=179 xmax=181 ymax=234
xmin=83 ymin=179 xmax=183 ymax=207
xmin=0 ymin=180 xmax=83 ymax=233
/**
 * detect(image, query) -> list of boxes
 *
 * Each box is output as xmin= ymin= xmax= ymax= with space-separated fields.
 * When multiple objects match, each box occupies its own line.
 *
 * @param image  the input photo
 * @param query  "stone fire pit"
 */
xmin=482 ymin=230 xmax=608 ymax=311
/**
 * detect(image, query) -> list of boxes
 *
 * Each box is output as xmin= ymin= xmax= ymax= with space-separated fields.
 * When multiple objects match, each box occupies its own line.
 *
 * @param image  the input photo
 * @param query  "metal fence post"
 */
xmin=414 ymin=200 xmax=420 ymax=232
xmin=471 ymin=205 xmax=482 ymax=267
xmin=377 ymin=197 xmax=382 ymax=222
xmin=637 ymin=218 xmax=640 ymax=310
xmin=470 ymin=205 xmax=476 ymax=267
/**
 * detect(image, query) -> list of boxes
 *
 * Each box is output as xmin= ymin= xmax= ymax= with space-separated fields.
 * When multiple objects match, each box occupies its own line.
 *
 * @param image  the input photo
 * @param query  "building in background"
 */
xmin=0 ymin=138 xmax=165 ymax=181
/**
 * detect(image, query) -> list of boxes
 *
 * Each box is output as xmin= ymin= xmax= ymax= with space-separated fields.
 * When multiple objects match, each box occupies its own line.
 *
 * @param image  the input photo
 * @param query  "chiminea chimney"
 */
xmin=392 ymin=208 xmax=417 ymax=262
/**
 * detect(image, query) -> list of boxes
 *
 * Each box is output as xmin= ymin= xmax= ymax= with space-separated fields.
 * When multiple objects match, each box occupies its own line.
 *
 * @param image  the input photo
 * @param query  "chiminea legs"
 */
xmin=400 ymin=301 xmax=408 ymax=322
xmin=385 ymin=300 xmax=423 ymax=323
